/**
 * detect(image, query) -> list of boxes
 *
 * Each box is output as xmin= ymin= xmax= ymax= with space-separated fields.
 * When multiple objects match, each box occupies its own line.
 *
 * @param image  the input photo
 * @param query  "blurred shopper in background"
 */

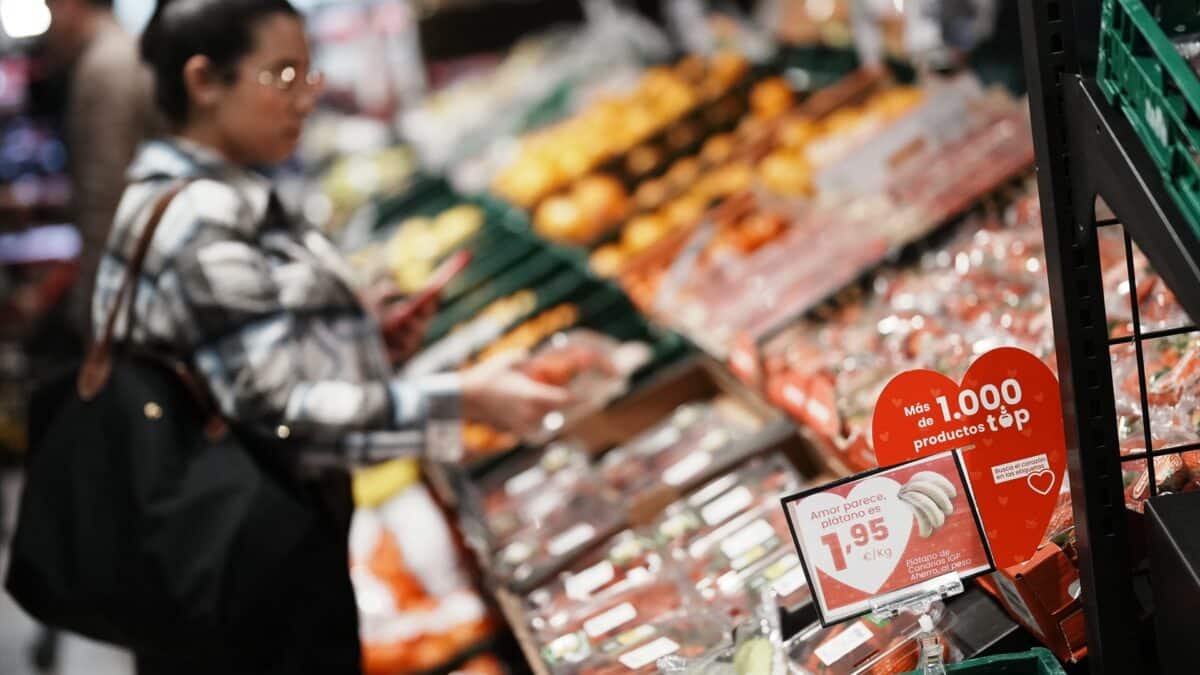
xmin=42 ymin=0 xmax=162 ymax=343
xmin=13 ymin=2 xmax=160 ymax=670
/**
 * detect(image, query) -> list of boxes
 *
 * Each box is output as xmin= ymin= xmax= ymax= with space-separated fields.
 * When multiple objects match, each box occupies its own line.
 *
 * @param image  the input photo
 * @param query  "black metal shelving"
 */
xmin=1019 ymin=1 xmax=1200 ymax=673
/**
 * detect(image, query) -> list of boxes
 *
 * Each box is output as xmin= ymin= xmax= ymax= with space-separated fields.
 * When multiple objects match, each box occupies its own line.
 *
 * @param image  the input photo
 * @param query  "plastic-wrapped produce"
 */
xmin=600 ymin=402 xmax=759 ymax=497
xmin=494 ymin=501 xmax=626 ymax=588
xmin=648 ymin=456 xmax=801 ymax=548
xmin=478 ymin=443 xmax=600 ymax=542
xmin=349 ymin=477 xmax=495 ymax=674
xmin=679 ymin=502 xmax=796 ymax=611
xmin=469 ymin=443 xmax=624 ymax=586
xmin=760 ymin=190 xmax=1053 ymax=471
xmin=570 ymin=609 xmax=730 ymax=675
xmin=537 ymin=579 xmax=696 ymax=672
xmin=518 ymin=330 xmax=651 ymax=437
xmin=462 ymin=329 xmax=651 ymax=457
xmin=784 ymin=608 xmax=939 ymax=674
xmin=673 ymin=585 xmax=790 ymax=675
xmin=526 ymin=529 xmax=667 ymax=635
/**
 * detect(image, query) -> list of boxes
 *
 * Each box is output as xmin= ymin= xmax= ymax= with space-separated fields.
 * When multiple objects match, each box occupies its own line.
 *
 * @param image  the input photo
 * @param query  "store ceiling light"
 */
xmin=1 ymin=0 xmax=51 ymax=39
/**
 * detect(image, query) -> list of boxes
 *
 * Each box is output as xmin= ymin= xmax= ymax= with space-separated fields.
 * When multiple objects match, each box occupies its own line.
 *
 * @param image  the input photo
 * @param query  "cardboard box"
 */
xmin=977 ymin=543 xmax=1087 ymax=664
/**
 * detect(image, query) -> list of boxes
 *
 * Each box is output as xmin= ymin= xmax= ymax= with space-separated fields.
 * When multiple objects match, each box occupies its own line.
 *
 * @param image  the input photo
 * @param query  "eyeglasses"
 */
xmin=256 ymin=65 xmax=325 ymax=93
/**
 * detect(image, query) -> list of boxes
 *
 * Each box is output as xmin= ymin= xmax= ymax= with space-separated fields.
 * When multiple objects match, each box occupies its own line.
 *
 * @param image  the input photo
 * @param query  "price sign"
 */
xmin=782 ymin=452 xmax=993 ymax=624
xmin=871 ymin=347 xmax=1068 ymax=566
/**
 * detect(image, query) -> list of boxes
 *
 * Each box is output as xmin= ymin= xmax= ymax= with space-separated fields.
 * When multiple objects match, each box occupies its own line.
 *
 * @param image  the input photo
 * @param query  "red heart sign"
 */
xmin=872 ymin=347 xmax=1067 ymax=567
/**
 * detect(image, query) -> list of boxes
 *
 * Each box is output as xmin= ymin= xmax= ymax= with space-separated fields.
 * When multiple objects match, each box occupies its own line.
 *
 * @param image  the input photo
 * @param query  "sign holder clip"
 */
xmin=869 ymin=572 xmax=963 ymax=675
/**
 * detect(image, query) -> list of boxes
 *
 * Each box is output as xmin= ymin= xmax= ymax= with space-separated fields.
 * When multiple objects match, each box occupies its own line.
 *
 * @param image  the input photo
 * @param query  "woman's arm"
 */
xmin=171 ymin=222 xmax=458 ymax=461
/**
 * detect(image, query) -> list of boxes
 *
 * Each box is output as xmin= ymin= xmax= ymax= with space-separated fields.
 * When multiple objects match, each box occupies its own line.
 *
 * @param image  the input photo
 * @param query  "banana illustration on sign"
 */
xmin=899 ymin=472 xmax=957 ymax=538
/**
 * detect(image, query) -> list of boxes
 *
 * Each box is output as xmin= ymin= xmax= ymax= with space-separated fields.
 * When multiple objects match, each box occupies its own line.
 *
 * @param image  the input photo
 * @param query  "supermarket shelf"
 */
xmin=494 ymin=588 xmax=551 ymax=675
xmin=1018 ymin=2 xmax=1141 ymax=672
xmin=1069 ymin=77 xmax=1200 ymax=323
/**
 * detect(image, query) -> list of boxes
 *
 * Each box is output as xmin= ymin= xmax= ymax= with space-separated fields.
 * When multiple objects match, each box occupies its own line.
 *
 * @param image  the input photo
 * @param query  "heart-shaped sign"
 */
xmin=872 ymin=347 xmax=1068 ymax=567
xmin=795 ymin=477 xmax=913 ymax=595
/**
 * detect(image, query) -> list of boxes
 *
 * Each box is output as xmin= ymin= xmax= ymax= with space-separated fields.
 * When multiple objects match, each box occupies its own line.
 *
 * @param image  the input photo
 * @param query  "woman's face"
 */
xmin=209 ymin=13 xmax=320 ymax=166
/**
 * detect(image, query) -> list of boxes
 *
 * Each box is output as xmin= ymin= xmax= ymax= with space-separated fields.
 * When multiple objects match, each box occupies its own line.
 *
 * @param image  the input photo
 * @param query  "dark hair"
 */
xmin=140 ymin=0 xmax=300 ymax=125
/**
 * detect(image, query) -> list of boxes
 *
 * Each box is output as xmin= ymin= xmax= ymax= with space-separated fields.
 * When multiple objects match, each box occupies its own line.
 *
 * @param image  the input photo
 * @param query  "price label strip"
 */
xmin=782 ymin=451 xmax=994 ymax=625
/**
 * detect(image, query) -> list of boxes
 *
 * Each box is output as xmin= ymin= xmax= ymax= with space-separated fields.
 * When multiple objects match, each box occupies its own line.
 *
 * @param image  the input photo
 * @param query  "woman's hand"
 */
xmin=362 ymin=277 xmax=404 ymax=322
xmin=383 ymin=301 xmax=435 ymax=365
xmin=363 ymin=278 xmax=436 ymax=365
xmin=459 ymin=351 xmax=573 ymax=437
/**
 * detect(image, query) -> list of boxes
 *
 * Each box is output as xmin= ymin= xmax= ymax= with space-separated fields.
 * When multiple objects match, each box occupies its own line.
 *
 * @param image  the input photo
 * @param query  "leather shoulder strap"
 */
xmin=78 ymin=180 xmax=191 ymax=400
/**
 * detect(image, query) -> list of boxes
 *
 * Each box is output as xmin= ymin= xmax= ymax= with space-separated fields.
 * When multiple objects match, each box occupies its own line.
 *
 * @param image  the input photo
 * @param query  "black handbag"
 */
xmin=5 ymin=182 xmax=320 ymax=653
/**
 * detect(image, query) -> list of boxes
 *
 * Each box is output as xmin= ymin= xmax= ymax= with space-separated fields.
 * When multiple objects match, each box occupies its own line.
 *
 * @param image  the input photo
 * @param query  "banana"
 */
xmin=912 ymin=471 xmax=957 ymax=499
xmin=901 ymin=490 xmax=945 ymax=529
xmin=904 ymin=493 xmax=934 ymax=537
xmin=902 ymin=480 xmax=954 ymax=516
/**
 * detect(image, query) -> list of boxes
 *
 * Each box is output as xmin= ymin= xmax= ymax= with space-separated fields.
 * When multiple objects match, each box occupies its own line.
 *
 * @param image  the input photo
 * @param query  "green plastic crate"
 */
xmin=903 ymin=648 xmax=1065 ymax=674
xmin=1097 ymin=0 xmax=1200 ymax=237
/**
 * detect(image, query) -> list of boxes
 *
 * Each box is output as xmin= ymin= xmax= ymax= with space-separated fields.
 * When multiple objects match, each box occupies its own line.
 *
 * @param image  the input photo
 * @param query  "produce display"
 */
xmin=536 ymin=580 xmax=695 ymax=672
xmin=310 ymin=144 xmax=419 ymax=237
xmin=346 ymin=176 xmax=684 ymax=468
xmin=598 ymin=401 xmax=760 ymax=497
xmin=679 ymin=501 xmax=798 ymax=614
xmin=568 ymin=609 xmax=729 ymax=675
xmin=473 ymin=442 xmax=625 ymax=586
xmin=665 ymin=598 xmax=951 ymax=674
xmin=24 ymin=0 xmax=1200 ymax=667
xmin=645 ymin=455 xmax=798 ymax=548
xmin=618 ymin=76 xmax=1035 ymax=356
xmin=300 ymin=32 xmax=1199 ymax=674
xmin=464 ymin=388 xmax=781 ymax=590
xmin=499 ymin=457 xmax=807 ymax=671
xmin=399 ymin=12 xmax=672 ymax=192
xmin=587 ymin=72 xmax=909 ymax=277
xmin=527 ymin=529 xmax=669 ymax=626
xmin=349 ymin=203 xmax=485 ymax=292
xmin=758 ymin=190 xmax=1054 ymax=472
xmin=751 ymin=187 xmax=1199 ymax=515
xmin=459 ymin=328 xmax=650 ymax=461
xmin=784 ymin=612 xmax=933 ymax=675
xmin=493 ymin=53 xmax=753 ymax=213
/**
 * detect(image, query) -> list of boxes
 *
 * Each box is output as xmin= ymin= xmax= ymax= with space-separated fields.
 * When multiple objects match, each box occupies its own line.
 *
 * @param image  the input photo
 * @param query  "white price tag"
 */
xmin=719 ymin=518 xmax=775 ymax=560
xmin=688 ymin=473 xmax=740 ymax=508
xmin=583 ymin=602 xmax=638 ymax=638
xmin=663 ymin=451 xmax=713 ymax=487
xmin=548 ymin=523 xmax=597 ymax=557
xmin=505 ymin=465 xmax=547 ymax=497
xmin=700 ymin=486 xmax=754 ymax=526
xmin=814 ymin=621 xmax=873 ymax=666
xmin=773 ymin=565 xmax=809 ymax=597
xmin=618 ymin=637 xmax=680 ymax=670
xmin=565 ymin=561 xmax=615 ymax=600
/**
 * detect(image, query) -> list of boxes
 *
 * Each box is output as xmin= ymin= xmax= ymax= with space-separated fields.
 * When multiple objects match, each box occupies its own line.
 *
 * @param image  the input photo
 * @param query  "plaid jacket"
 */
xmin=94 ymin=138 xmax=459 ymax=466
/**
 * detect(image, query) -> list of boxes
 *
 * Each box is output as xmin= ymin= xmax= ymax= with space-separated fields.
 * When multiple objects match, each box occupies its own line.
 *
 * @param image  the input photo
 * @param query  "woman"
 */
xmin=100 ymin=0 xmax=571 ymax=672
